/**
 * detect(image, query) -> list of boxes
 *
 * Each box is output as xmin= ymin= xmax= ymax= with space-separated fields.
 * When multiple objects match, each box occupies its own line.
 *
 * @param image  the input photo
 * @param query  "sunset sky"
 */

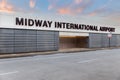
xmin=0 ymin=0 xmax=120 ymax=25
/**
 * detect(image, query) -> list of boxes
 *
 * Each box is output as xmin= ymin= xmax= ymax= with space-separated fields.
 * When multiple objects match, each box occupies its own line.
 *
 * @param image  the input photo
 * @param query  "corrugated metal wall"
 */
xmin=101 ymin=34 xmax=109 ymax=47
xmin=116 ymin=34 xmax=120 ymax=47
xmin=89 ymin=34 xmax=102 ymax=48
xmin=89 ymin=33 xmax=120 ymax=48
xmin=110 ymin=35 xmax=117 ymax=47
xmin=0 ymin=28 xmax=59 ymax=53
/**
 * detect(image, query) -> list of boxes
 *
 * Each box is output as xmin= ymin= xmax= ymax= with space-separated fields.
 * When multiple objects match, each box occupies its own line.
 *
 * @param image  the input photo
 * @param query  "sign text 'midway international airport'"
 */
xmin=16 ymin=17 xmax=115 ymax=32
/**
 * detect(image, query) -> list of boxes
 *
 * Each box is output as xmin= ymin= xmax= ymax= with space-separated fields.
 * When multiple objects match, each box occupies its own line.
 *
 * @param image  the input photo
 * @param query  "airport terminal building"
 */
xmin=0 ymin=12 xmax=120 ymax=53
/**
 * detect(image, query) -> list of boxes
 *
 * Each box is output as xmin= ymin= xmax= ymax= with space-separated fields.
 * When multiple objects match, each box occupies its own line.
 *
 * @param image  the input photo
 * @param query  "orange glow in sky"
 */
xmin=0 ymin=0 xmax=14 ymax=13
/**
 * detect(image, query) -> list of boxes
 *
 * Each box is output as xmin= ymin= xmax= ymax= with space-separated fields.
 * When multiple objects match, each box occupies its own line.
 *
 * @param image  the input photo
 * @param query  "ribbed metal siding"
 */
xmin=89 ymin=33 xmax=102 ymax=48
xmin=89 ymin=33 xmax=120 ymax=48
xmin=101 ymin=34 xmax=109 ymax=47
xmin=0 ymin=28 xmax=59 ymax=53
xmin=36 ymin=31 xmax=58 ymax=51
xmin=116 ymin=35 xmax=120 ymax=47
xmin=110 ymin=35 xmax=117 ymax=47
xmin=0 ymin=29 xmax=14 ymax=53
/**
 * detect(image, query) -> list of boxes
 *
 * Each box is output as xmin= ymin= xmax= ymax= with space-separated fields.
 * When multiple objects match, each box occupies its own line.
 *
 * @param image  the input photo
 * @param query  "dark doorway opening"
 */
xmin=60 ymin=36 xmax=88 ymax=49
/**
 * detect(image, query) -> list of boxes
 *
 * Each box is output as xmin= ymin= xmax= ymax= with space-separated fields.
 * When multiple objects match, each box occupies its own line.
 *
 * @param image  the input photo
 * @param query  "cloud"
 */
xmin=48 ymin=5 xmax=53 ymax=10
xmin=89 ymin=8 xmax=108 ymax=17
xmin=0 ymin=0 xmax=37 ymax=13
xmin=29 ymin=0 xmax=36 ymax=8
xmin=48 ymin=0 xmax=94 ymax=15
xmin=57 ymin=7 xmax=83 ymax=15
xmin=89 ymin=12 xmax=96 ymax=16
xmin=75 ymin=0 xmax=83 ymax=4
xmin=0 ymin=0 xmax=14 ymax=13
xmin=88 ymin=0 xmax=113 ymax=16
xmin=57 ymin=8 xmax=72 ymax=15
xmin=48 ymin=0 xmax=59 ymax=10
xmin=106 ymin=12 xmax=120 ymax=24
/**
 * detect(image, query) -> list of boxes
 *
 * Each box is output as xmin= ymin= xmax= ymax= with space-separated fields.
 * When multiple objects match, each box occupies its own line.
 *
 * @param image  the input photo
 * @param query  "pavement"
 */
xmin=0 ymin=47 xmax=120 ymax=58
xmin=1 ymin=49 xmax=120 ymax=80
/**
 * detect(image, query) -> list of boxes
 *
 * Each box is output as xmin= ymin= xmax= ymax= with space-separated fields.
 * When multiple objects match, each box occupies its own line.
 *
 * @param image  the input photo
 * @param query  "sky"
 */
xmin=0 ymin=0 xmax=120 ymax=25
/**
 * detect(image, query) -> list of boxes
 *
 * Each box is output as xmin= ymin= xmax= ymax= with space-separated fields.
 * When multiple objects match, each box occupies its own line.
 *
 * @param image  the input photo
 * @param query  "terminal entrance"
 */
xmin=59 ymin=32 xmax=89 ymax=49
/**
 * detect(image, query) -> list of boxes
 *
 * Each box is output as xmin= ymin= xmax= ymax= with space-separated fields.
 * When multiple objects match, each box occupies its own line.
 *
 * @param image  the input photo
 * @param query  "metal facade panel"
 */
xmin=14 ymin=47 xmax=27 ymax=53
xmin=89 ymin=33 xmax=102 ymax=48
xmin=0 ymin=29 xmax=14 ymax=34
xmin=110 ymin=35 xmax=117 ymax=47
xmin=101 ymin=34 xmax=109 ymax=47
xmin=89 ymin=33 xmax=119 ymax=48
xmin=0 ymin=28 xmax=59 ymax=53
xmin=116 ymin=35 xmax=120 ymax=47
xmin=36 ymin=30 xmax=58 ymax=52
xmin=0 ymin=48 xmax=14 ymax=53
xmin=0 ymin=29 xmax=14 ymax=53
xmin=54 ymin=32 xmax=59 ymax=50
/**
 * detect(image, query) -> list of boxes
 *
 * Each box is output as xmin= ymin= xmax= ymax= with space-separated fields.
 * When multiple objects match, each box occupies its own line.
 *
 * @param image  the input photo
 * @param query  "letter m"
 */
xmin=16 ymin=17 xmax=24 ymax=25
